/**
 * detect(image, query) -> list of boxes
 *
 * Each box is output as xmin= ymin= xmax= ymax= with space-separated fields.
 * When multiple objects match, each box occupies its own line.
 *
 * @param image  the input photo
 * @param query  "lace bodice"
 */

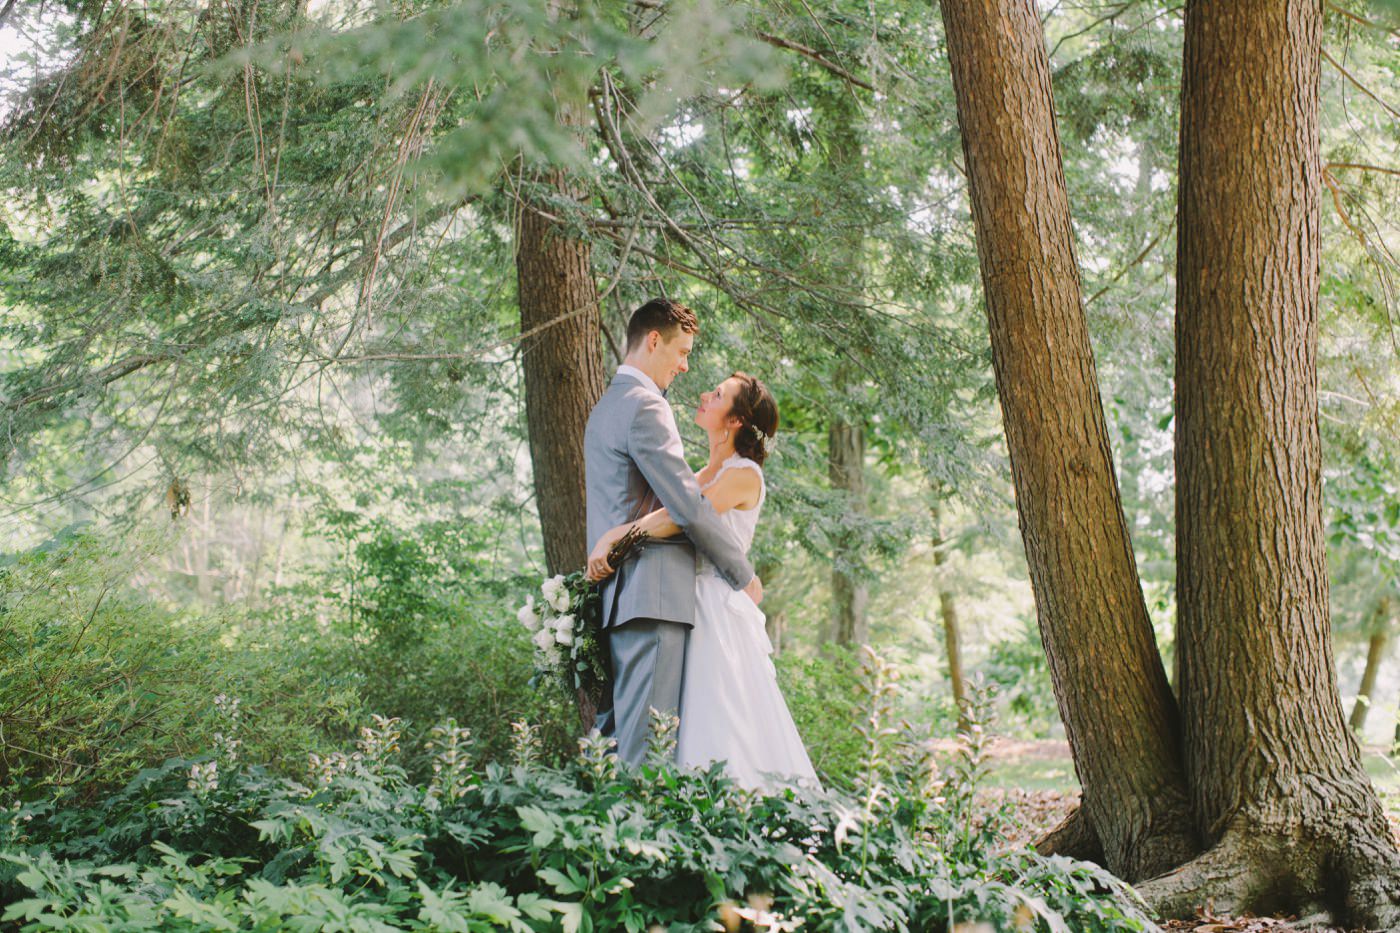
xmin=696 ymin=454 xmax=765 ymax=574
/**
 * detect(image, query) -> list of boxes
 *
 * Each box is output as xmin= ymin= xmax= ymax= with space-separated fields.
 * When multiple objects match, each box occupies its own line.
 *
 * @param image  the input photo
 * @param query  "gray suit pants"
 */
xmin=598 ymin=618 xmax=688 ymax=765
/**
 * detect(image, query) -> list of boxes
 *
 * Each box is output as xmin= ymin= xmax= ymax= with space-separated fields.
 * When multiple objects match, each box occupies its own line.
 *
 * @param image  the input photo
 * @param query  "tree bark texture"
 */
xmin=1156 ymin=1 xmax=1400 ymax=923
xmin=939 ymin=0 xmax=1196 ymax=882
xmin=514 ymin=88 xmax=607 ymax=731
xmin=1350 ymin=597 xmax=1392 ymax=732
xmin=516 ymin=172 xmax=606 ymax=577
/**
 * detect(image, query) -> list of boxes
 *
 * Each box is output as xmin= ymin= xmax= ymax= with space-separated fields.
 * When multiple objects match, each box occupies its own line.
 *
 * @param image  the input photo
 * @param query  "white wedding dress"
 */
xmin=676 ymin=454 xmax=821 ymax=794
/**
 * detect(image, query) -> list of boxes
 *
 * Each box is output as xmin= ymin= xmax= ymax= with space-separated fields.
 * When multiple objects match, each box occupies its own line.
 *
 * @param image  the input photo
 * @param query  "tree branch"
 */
xmin=1323 ymin=47 xmax=1400 ymax=121
xmin=755 ymin=32 xmax=875 ymax=92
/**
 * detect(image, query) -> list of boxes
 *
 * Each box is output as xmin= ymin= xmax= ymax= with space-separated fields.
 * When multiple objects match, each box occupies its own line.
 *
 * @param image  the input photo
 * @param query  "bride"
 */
xmin=586 ymin=371 xmax=820 ymax=794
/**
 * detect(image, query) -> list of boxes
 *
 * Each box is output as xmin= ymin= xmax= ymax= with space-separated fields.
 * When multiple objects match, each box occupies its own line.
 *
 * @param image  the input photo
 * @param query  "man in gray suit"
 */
xmin=583 ymin=298 xmax=762 ymax=764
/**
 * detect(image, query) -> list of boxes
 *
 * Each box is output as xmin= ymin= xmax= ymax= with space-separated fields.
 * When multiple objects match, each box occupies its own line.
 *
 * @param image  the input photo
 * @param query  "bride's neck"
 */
xmin=706 ymin=434 xmax=736 ymax=469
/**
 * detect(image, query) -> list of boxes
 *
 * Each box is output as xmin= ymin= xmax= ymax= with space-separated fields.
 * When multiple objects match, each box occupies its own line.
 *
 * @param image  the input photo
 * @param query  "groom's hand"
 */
xmin=586 ymin=539 xmax=615 ymax=582
xmin=743 ymin=574 xmax=763 ymax=605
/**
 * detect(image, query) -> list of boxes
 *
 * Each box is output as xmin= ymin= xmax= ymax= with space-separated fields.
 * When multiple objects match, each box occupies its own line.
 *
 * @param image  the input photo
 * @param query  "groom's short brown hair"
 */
xmin=626 ymin=298 xmax=699 ymax=351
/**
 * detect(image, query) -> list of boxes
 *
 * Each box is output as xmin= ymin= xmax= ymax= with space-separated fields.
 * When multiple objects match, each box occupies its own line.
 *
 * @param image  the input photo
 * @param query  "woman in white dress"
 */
xmin=586 ymin=372 xmax=820 ymax=794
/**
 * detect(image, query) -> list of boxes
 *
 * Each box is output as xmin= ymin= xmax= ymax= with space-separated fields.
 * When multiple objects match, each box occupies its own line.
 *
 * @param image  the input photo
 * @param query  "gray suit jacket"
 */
xmin=585 ymin=371 xmax=754 ymax=630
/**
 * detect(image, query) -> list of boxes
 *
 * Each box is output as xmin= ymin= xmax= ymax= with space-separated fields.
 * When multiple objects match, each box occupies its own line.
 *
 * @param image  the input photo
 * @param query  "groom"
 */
xmin=583 ymin=297 xmax=762 ymax=764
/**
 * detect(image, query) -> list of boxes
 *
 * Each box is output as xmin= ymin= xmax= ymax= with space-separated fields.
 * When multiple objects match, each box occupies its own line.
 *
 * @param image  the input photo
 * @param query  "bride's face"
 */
xmin=694 ymin=377 xmax=742 ymax=435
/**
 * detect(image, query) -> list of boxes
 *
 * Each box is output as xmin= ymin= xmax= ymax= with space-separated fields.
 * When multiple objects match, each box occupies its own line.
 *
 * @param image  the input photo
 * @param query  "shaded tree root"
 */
xmin=1037 ymin=799 xmax=1198 ymax=883
xmin=1135 ymin=819 xmax=1400 ymax=930
xmin=1036 ymin=803 xmax=1103 ymax=865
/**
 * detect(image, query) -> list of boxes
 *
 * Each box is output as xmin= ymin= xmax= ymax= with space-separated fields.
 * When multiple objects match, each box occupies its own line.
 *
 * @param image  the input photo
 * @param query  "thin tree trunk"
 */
xmin=828 ymin=413 xmax=868 ymax=646
xmin=1148 ymin=1 xmax=1400 ymax=924
xmin=929 ymin=499 xmax=968 ymax=730
xmin=755 ymin=556 xmax=784 ymax=655
xmin=938 ymin=0 xmax=1197 ymax=882
xmin=195 ymin=488 xmax=213 ymax=603
xmin=820 ymin=90 xmax=870 ymax=649
xmin=1350 ymin=597 xmax=1392 ymax=732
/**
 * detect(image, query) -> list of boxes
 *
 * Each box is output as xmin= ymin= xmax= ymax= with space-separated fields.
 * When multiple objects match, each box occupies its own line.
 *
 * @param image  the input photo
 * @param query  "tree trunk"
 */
xmin=516 ymin=172 xmax=605 ymax=577
xmin=515 ymin=93 xmax=607 ymax=730
xmin=828 ymin=413 xmax=869 ymax=646
xmin=929 ymin=499 xmax=968 ymax=730
xmin=1350 ymin=597 xmax=1392 ymax=733
xmin=1149 ymin=1 xmax=1400 ymax=924
xmin=938 ymin=0 xmax=1197 ymax=882
xmin=755 ymin=556 xmax=785 ymax=655
xmin=820 ymin=90 xmax=870 ymax=650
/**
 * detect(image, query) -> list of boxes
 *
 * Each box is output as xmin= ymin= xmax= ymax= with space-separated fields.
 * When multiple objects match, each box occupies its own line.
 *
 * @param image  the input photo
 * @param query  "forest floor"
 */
xmin=943 ymin=738 xmax=1400 ymax=933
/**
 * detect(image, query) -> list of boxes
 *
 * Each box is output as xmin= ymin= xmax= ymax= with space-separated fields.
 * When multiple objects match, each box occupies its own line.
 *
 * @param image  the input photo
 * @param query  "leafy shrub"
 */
xmin=1 ymin=656 xmax=1155 ymax=932
xmin=0 ymin=527 xmax=358 ymax=801
xmin=981 ymin=619 xmax=1061 ymax=738
xmin=260 ymin=511 xmax=578 ymax=769
xmin=775 ymin=645 xmax=869 ymax=788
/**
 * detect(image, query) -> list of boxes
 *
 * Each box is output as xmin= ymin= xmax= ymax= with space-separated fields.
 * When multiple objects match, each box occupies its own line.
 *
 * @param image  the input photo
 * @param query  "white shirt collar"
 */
xmin=616 ymin=364 xmax=661 ymax=396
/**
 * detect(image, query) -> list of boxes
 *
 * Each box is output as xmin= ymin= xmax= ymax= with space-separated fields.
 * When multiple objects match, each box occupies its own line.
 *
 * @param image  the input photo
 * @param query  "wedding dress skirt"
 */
xmin=676 ymin=570 xmax=821 ymax=795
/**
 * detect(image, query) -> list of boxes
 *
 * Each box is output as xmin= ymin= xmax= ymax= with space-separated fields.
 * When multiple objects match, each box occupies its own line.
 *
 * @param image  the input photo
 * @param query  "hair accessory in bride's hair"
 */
xmin=746 ymin=422 xmax=771 ymax=457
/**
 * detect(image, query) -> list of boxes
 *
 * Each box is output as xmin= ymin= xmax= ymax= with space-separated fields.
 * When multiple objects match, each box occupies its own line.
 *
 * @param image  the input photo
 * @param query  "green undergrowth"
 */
xmin=0 ymin=656 xmax=1156 ymax=933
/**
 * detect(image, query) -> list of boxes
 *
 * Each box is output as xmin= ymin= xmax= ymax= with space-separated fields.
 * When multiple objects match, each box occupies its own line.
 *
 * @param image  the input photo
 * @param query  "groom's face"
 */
xmin=651 ymin=330 xmax=694 ymax=391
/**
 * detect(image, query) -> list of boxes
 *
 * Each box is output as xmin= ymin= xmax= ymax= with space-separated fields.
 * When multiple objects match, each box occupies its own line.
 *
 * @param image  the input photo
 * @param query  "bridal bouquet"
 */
xmin=517 ymin=527 xmax=649 ymax=698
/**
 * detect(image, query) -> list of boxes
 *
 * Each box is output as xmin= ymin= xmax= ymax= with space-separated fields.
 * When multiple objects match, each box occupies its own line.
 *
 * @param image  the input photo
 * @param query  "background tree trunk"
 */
xmin=1350 ymin=597 xmax=1392 ymax=732
xmin=930 ymin=499 xmax=968 ymax=730
xmin=828 ymin=411 xmax=868 ymax=646
xmin=938 ymin=0 xmax=1196 ymax=882
xmin=755 ymin=556 xmax=785 ymax=655
xmin=821 ymin=90 xmax=870 ymax=649
xmin=1153 ymin=1 xmax=1400 ymax=924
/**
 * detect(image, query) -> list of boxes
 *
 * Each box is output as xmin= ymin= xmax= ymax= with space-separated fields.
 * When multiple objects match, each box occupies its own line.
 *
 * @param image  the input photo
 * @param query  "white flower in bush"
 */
xmin=517 ymin=597 xmax=541 ymax=632
xmin=552 ymin=613 xmax=574 ymax=633
xmin=532 ymin=628 xmax=556 ymax=652
xmin=554 ymin=626 xmax=573 ymax=647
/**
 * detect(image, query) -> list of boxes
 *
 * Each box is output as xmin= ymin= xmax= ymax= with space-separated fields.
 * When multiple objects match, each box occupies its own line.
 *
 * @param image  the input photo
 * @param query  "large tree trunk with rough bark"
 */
xmin=515 ymin=92 xmax=607 ymax=730
xmin=1351 ymin=597 xmax=1392 ymax=732
xmin=1145 ymin=3 xmax=1400 ymax=923
xmin=516 ymin=171 xmax=605 ymax=576
xmin=939 ymin=0 xmax=1197 ymax=883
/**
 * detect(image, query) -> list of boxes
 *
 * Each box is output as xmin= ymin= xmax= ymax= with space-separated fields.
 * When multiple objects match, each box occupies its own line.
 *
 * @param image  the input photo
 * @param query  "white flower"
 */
xmin=532 ymin=628 xmax=556 ymax=652
xmin=517 ymin=597 xmax=541 ymax=632
xmin=554 ymin=626 xmax=573 ymax=646
xmin=542 ymin=575 xmax=571 ymax=613
xmin=552 ymin=613 xmax=575 ymax=633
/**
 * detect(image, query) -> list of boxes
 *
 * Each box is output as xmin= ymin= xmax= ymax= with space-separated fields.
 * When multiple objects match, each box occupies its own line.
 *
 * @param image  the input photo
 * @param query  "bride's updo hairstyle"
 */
xmin=727 ymin=372 xmax=778 ymax=466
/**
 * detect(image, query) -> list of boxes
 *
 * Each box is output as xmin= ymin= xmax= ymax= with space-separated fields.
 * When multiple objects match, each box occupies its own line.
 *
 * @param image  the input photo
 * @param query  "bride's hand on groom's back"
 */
xmin=743 ymin=575 xmax=763 ymax=605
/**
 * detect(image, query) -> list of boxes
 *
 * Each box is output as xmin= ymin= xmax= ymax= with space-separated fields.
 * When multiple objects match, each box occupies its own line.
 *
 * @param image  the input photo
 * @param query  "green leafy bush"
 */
xmin=1 ymin=659 xmax=1155 ymax=932
xmin=776 ymin=645 xmax=869 ymax=788
xmin=261 ymin=510 xmax=578 ymax=769
xmin=981 ymin=620 xmax=1061 ymax=738
xmin=0 ymin=527 xmax=358 ymax=800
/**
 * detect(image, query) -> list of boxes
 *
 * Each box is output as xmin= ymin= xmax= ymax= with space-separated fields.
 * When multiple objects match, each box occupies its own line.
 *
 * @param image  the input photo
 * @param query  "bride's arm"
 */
xmin=586 ymin=469 xmax=762 ymax=580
